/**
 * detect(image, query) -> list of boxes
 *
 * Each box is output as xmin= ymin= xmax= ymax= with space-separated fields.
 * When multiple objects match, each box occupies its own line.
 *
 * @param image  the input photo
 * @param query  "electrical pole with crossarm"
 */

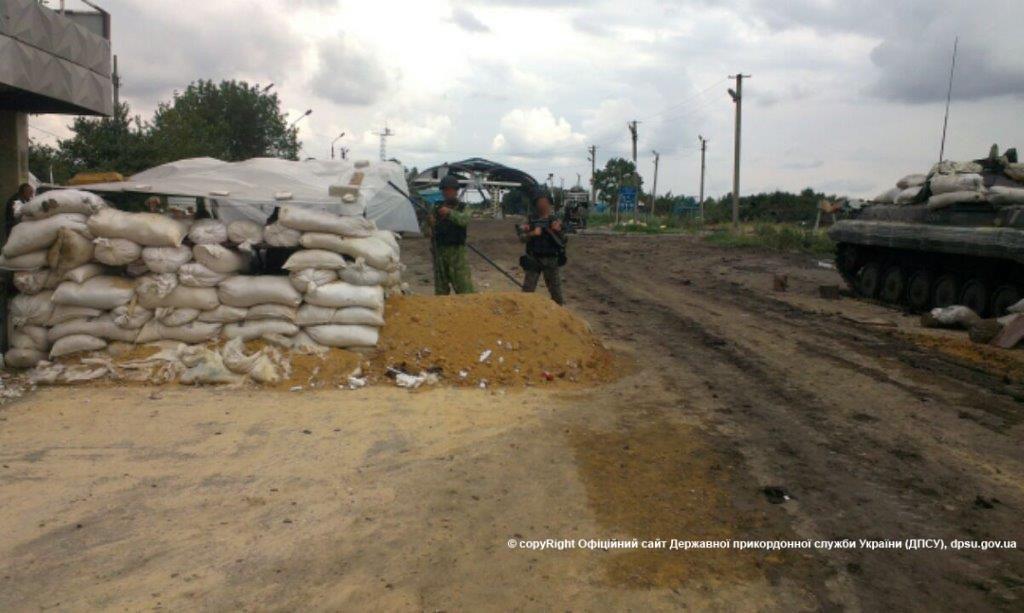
xmin=587 ymin=145 xmax=597 ymax=204
xmin=728 ymin=73 xmax=750 ymax=230
xmin=698 ymin=135 xmax=708 ymax=223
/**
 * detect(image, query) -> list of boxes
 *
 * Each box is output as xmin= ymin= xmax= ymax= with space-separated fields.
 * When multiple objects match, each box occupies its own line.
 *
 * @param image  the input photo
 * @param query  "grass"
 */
xmin=586 ymin=212 xmax=702 ymax=235
xmin=704 ymin=223 xmax=835 ymax=255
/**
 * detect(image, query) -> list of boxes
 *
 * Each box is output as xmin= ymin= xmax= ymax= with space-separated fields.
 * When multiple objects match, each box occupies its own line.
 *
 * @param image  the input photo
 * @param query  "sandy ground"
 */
xmin=2 ymin=219 xmax=1023 ymax=610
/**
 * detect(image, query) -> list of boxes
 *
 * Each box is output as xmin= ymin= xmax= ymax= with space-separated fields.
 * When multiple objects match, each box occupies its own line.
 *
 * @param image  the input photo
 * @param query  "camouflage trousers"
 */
xmin=522 ymin=255 xmax=564 ymax=305
xmin=434 ymin=244 xmax=475 ymax=295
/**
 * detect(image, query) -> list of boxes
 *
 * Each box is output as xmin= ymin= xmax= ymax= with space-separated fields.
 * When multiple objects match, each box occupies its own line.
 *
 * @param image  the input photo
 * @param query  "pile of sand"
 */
xmin=367 ymin=292 xmax=617 ymax=387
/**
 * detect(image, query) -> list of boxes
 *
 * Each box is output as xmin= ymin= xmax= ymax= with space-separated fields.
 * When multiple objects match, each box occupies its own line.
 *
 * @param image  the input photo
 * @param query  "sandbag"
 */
xmin=1006 ymin=163 xmax=1024 ymax=183
xmin=332 ymin=306 xmax=385 ymax=327
xmin=931 ymin=160 xmax=983 ymax=176
xmin=246 ymin=304 xmax=297 ymax=321
xmin=896 ymin=174 xmax=927 ymax=189
xmin=873 ymin=187 xmax=901 ymax=204
xmin=47 ymin=227 xmax=94 ymax=273
xmin=179 ymin=350 xmax=244 ymax=385
xmin=223 ymin=320 xmax=299 ymax=341
xmin=988 ymin=186 xmax=1024 ymax=207
xmin=278 ymin=206 xmax=376 ymax=237
xmin=922 ymin=305 xmax=980 ymax=329
xmin=20 ymin=189 xmax=106 ymax=219
xmin=139 ymin=285 xmax=219 ymax=311
xmin=895 ymin=187 xmax=923 ymax=205
xmin=156 ymin=307 xmax=201 ymax=327
xmin=48 ymin=305 xmax=102 ymax=326
xmin=289 ymin=268 xmax=338 ymax=293
xmin=264 ymin=223 xmax=301 ymax=247
xmin=178 ymin=262 xmax=228 ymax=287
xmin=112 ymin=304 xmax=154 ymax=329
xmin=198 ymin=305 xmax=248 ymax=323
xmin=13 ymin=269 xmax=53 ymax=295
xmin=305 ymin=324 xmax=379 ymax=348
xmin=193 ymin=244 xmax=249 ymax=274
xmin=218 ymin=275 xmax=302 ymax=308
xmin=227 ymin=220 xmax=264 ymax=246
xmin=48 ymin=315 xmax=140 ymax=343
xmin=64 ymin=262 xmax=106 ymax=283
xmin=221 ymin=337 xmax=261 ymax=375
xmin=5 ymin=348 xmax=47 ymax=369
xmin=300 ymin=233 xmax=398 ymax=270
xmin=927 ymin=191 xmax=986 ymax=210
xmin=136 ymin=320 xmax=223 ymax=344
xmin=296 ymin=304 xmax=336 ymax=326
xmin=87 ymin=208 xmax=187 ymax=247
xmin=930 ymin=173 xmax=984 ymax=195
xmin=135 ymin=273 xmax=179 ymax=304
xmin=373 ymin=230 xmax=401 ymax=256
xmin=2 ymin=213 xmax=88 ymax=258
xmin=188 ymin=219 xmax=228 ymax=245
xmin=50 ymin=334 xmax=106 ymax=359
xmin=283 ymin=249 xmax=347 ymax=271
xmin=289 ymin=330 xmax=328 ymax=354
xmin=0 ymin=250 xmax=48 ymax=271
xmin=305 ymin=282 xmax=385 ymax=310
xmin=338 ymin=259 xmax=392 ymax=286
xmin=125 ymin=259 xmax=150 ymax=278
xmin=10 ymin=291 xmax=55 ymax=327
xmin=93 ymin=237 xmax=143 ymax=266
xmin=12 ymin=325 xmax=49 ymax=352
xmin=142 ymin=246 xmax=192 ymax=273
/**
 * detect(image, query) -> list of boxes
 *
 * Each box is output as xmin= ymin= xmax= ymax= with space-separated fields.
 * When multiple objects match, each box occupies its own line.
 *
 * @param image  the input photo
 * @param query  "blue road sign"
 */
xmin=618 ymin=186 xmax=637 ymax=212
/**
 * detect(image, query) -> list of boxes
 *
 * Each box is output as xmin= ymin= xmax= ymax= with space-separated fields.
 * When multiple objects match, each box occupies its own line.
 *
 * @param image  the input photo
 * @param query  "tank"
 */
xmin=829 ymin=153 xmax=1024 ymax=317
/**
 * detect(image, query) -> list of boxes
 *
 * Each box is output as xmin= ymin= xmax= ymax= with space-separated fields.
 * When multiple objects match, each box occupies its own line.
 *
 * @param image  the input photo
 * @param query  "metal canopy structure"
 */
xmin=413 ymin=157 xmax=540 ymax=216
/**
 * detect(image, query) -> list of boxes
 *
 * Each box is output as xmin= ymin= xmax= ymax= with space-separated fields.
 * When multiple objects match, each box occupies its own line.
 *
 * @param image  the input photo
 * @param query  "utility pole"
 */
xmin=331 ymin=132 xmax=346 ymax=160
xmin=377 ymin=123 xmax=394 ymax=161
xmin=698 ymin=135 xmax=708 ymax=223
xmin=587 ymin=145 xmax=597 ymax=204
xmin=627 ymin=121 xmax=639 ymax=163
xmin=650 ymin=150 xmax=660 ymax=218
xmin=112 ymin=55 xmax=121 ymax=112
xmin=628 ymin=121 xmax=639 ymax=221
xmin=339 ymin=147 xmax=349 ymax=160
xmin=728 ymin=74 xmax=750 ymax=230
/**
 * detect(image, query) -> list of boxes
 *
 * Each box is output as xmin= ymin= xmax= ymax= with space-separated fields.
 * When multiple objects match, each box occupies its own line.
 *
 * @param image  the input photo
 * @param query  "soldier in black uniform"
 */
xmin=517 ymin=189 xmax=566 ymax=304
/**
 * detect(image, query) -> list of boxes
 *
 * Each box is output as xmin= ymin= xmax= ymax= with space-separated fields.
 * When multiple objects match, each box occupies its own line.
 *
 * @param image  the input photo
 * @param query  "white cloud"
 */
xmin=312 ymin=36 xmax=390 ymax=106
xmin=491 ymin=107 xmax=586 ymax=156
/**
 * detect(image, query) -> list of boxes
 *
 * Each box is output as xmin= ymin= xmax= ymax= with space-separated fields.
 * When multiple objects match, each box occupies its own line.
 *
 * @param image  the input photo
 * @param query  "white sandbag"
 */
xmin=218 ymin=275 xmax=301 ymax=308
xmin=47 ymin=305 xmax=102 ymax=326
xmin=246 ymin=304 xmax=297 ymax=321
xmin=93 ymin=237 xmax=142 ymax=266
xmin=305 ymin=282 xmax=385 ymax=310
xmin=2 ymin=213 xmax=88 ymax=258
xmin=178 ymin=262 xmax=228 ymax=287
xmin=188 ymin=219 xmax=228 ymax=245
xmin=193 ymin=244 xmax=249 ymax=274
xmin=135 ymin=273 xmax=179 ymax=304
xmin=373 ymin=230 xmax=401 ymax=255
xmin=52 ymin=277 xmax=135 ymax=310
xmin=296 ymin=304 xmax=336 ymax=326
xmin=282 ymin=249 xmax=347 ymax=271
xmin=47 ymin=227 xmax=94 ymax=273
xmin=931 ymin=160 xmax=983 ymax=176
xmin=332 ymin=307 xmax=385 ymax=327
xmin=13 ymin=269 xmax=52 ymax=295
xmin=277 ymin=206 xmax=376 ymax=237
xmin=125 ymin=258 xmax=150 ymax=278
xmin=5 ymin=348 xmax=47 ymax=369
xmin=20 ymin=189 xmax=106 ymax=219
xmin=930 ymin=173 xmax=984 ymax=195
xmin=50 ymin=334 xmax=106 ymax=359
xmin=179 ymin=350 xmax=243 ymax=385
xmin=223 ymin=320 xmax=299 ymax=341
xmin=87 ymin=208 xmax=186 ymax=247
xmin=300 ymin=233 xmax=398 ymax=270
xmin=926 ymin=305 xmax=980 ymax=328
xmin=338 ymin=259 xmax=392 ymax=286
xmin=221 ymin=337 xmax=261 ymax=375
xmin=263 ymin=223 xmax=301 ymax=247
xmin=111 ymin=304 xmax=153 ymax=329
xmin=156 ymin=307 xmax=201 ymax=327
xmin=139 ymin=285 xmax=219 ymax=311
xmin=895 ymin=187 xmax=923 ymax=205
xmin=288 ymin=330 xmax=328 ymax=354
xmin=64 ymin=262 xmax=106 ymax=283
xmin=12 ymin=326 xmax=48 ymax=352
xmin=136 ymin=320 xmax=223 ymax=344
xmin=197 ymin=305 xmax=248 ymax=323
xmin=0 ymin=250 xmax=48 ymax=271
xmin=988 ymin=185 xmax=1024 ymax=206
xmin=47 ymin=315 xmax=140 ymax=343
xmin=873 ymin=187 xmax=901 ymax=204
xmin=227 ymin=220 xmax=264 ymax=246
xmin=896 ymin=174 xmax=927 ymax=189
xmin=926 ymin=191 xmax=986 ymax=210
xmin=289 ymin=268 xmax=337 ymax=293
xmin=305 ymin=324 xmax=379 ymax=348
xmin=11 ymin=291 xmax=54 ymax=327
xmin=142 ymin=246 xmax=192 ymax=273
xmin=1006 ymin=163 xmax=1024 ymax=183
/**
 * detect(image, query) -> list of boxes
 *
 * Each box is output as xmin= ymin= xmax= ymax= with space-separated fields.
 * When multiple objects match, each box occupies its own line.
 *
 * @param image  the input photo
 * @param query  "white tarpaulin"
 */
xmin=79 ymin=157 xmax=421 ymax=235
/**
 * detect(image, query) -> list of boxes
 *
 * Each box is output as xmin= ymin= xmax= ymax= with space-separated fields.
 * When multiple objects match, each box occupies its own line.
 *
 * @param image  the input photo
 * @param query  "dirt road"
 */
xmin=1 ymin=219 xmax=1022 ymax=610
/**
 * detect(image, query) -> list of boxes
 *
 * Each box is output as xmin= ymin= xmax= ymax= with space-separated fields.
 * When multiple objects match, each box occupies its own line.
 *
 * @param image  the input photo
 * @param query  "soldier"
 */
xmin=429 ymin=174 xmax=474 ymax=295
xmin=518 ymin=190 xmax=566 ymax=304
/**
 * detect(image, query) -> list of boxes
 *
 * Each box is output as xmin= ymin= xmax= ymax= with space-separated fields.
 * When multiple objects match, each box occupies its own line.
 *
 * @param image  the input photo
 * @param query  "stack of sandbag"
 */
xmin=1 ymin=191 xmax=404 ymax=370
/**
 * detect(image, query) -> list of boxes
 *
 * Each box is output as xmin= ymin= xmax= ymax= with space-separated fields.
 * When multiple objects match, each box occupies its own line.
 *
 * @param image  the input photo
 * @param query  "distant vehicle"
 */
xmin=561 ymin=190 xmax=589 ymax=233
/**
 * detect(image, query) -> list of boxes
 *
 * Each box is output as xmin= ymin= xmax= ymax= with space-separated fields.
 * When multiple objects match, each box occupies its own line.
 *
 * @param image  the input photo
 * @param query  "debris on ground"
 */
xmin=921 ymin=305 xmax=981 ymax=329
xmin=773 ymin=274 xmax=789 ymax=292
xmin=818 ymin=285 xmax=842 ymax=300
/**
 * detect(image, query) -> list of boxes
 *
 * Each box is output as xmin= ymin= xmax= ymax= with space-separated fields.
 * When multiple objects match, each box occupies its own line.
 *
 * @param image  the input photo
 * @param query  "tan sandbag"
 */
xmin=47 ymin=305 xmax=102 ymax=326
xmin=125 ymin=258 xmax=150 ymax=278
xmin=178 ymin=262 xmax=228 ymax=287
xmin=1006 ymin=163 xmax=1024 ymax=183
xmin=47 ymin=227 xmax=94 ymax=273
xmin=332 ymin=306 xmax=385 ymax=327
xmin=13 ymin=269 xmax=52 ymax=295
xmin=135 ymin=273 xmax=179 ymax=305
xmin=52 ymin=276 xmax=135 ymax=310
xmin=282 ymin=249 xmax=347 ymax=270
xmin=305 ymin=282 xmax=385 ymax=310
xmin=227 ymin=220 xmax=264 ymax=245
xmin=64 ymin=262 xmax=106 ymax=283
xmin=263 ymin=223 xmax=301 ymax=247
xmin=12 ymin=325 xmax=49 ymax=352
xmin=338 ymin=259 xmax=393 ymax=286
xmin=155 ymin=307 xmax=201 ymax=327
xmin=278 ymin=206 xmax=376 ymax=237
xmin=296 ymin=304 xmax=336 ymax=326
xmin=246 ymin=304 xmax=297 ymax=321
xmin=188 ymin=219 xmax=228 ymax=245
xmin=193 ymin=244 xmax=249 ymax=274
xmin=139 ymin=285 xmax=219 ymax=311
xmin=50 ymin=334 xmax=107 ymax=359
xmin=289 ymin=268 xmax=337 ymax=293
xmin=300 ymin=233 xmax=398 ymax=270
xmin=2 ymin=213 xmax=89 ymax=258
xmin=926 ymin=191 xmax=986 ymax=210
xmin=930 ymin=173 xmax=984 ymax=195
xmin=111 ymin=304 xmax=154 ymax=329
xmin=5 ymin=348 xmax=47 ymax=369
xmin=223 ymin=320 xmax=299 ymax=341
xmin=136 ymin=320 xmax=223 ymax=344
xmin=87 ymin=208 xmax=187 ymax=247
xmin=0 ymin=250 xmax=49 ymax=271
xmin=197 ymin=305 xmax=248 ymax=323
xmin=988 ymin=185 xmax=1024 ymax=206
xmin=10 ymin=291 xmax=55 ymax=327
xmin=218 ymin=275 xmax=302 ymax=308
xmin=142 ymin=246 xmax=193 ymax=273
xmin=48 ymin=315 xmax=140 ymax=343
xmin=20 ymin=189 xmax=106 ymax=219
xmin=93 ymin=237 xmax=143 ymax=266
xmin=304 ymin=324 xmax=379 ymax=348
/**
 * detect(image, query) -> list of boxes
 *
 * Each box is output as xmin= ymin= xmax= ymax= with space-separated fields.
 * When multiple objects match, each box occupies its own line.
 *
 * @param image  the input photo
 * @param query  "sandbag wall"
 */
xmin=1 ymin=190 xmax=403 ymax=369
xmin=872 ymin=150 xmax=1024 ymax=209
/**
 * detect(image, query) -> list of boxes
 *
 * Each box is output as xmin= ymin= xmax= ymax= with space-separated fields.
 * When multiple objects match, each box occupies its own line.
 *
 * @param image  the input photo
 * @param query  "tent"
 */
xmin=79 ymin=157 xmax=421 ymax=234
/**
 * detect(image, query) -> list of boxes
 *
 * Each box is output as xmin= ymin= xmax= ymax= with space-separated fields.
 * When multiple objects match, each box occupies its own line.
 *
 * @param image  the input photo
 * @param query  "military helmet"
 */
xmin=439 ymin=174 xmax=460 ymax=191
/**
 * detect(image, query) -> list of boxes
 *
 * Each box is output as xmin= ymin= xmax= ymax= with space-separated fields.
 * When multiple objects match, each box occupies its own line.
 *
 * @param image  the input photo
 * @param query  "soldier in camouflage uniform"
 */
xmin=429 ymin=174 xmax=475 ymax=295
xmin=518 ymin=190 xmax=566 ymax=304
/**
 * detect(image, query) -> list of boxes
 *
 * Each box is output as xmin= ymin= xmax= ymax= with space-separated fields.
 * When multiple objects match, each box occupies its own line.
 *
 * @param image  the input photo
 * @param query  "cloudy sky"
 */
xmin=32 ymin=0 xmax=1024 ymax=199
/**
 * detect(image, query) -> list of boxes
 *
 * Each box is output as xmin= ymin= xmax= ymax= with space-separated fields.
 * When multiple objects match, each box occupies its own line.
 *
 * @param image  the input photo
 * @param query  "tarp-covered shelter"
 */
xmin=80 ymin=157 xmax=421 ymax=234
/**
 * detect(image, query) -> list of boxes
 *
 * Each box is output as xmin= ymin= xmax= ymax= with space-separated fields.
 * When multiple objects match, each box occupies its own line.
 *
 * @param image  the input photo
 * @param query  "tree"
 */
xmin=592 ymin=157 xmax=644 ymax=207
xmin=150 ymin=80 xmax=299 ymax=162
xmin=56 ymin=102 xmax=158 ymax=178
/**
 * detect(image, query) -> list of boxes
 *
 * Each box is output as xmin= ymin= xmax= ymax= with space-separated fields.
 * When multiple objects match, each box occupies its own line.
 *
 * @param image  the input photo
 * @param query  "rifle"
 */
xmin=387 ymin=181 xmax=523 ymax=289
